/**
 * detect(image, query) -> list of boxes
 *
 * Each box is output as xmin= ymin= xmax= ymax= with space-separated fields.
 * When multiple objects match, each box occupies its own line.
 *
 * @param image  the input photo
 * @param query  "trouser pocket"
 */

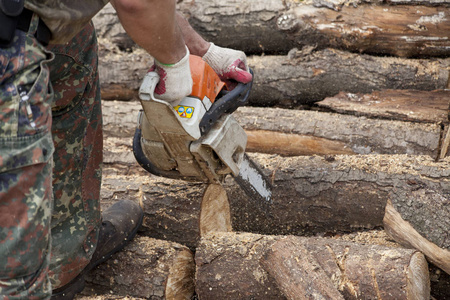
xmin=0 ymin=26 xmax=54 ymax=298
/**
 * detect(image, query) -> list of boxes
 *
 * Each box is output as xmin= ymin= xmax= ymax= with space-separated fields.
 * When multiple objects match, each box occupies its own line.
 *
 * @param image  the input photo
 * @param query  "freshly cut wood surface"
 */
xmin=82 ymin=236 xmax=195 ymax=299
xmin=441 ymin=125 xmax=450 ymax=158
xmin=245 ymin=129 xmax=355 ymax=156
xmin=195 ymin=232 xmax=430 ymax=299
xmin=301 ymin=236 xmax=430 ymax=299
xmin=318 ymin=89 xmax=450 ymax=124
xmin=199 ymin=184 xmax=232 ymax=236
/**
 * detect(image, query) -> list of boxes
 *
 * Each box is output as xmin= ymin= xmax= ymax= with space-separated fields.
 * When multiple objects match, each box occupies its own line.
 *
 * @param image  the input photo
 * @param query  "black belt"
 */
xmin=17 ymin=8 xmax=51 ymax=46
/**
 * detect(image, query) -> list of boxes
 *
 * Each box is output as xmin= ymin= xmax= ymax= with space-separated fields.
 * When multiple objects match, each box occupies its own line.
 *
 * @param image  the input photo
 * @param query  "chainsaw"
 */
xmin=132 ymin=55 xmax=272 ymax=212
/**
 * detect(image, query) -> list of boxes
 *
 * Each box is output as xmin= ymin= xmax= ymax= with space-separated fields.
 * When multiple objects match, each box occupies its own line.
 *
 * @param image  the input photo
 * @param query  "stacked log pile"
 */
xmin=82 ymin=0 xmax=450 ymax=299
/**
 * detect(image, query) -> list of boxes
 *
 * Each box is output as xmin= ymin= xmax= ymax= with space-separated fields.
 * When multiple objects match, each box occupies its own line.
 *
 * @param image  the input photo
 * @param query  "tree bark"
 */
xmin=247 ymin=51 xmax=449 ymax=105
xmin=317 ymin=89 xmax=450 ymax=124
xmin=195 ymin=232 xmax=430 ymax=300
xmin=261 ymin=238 xmax=345 ymax=300
xmin=82 ymin=236 xmax=195 ymax=299
xmin=95 ymin=1 xmax=450 ymax=57
xmin=300 ymin=236 xmax=430 ymax=299
xmin=102 ymin=101 xmax=443 ymax=157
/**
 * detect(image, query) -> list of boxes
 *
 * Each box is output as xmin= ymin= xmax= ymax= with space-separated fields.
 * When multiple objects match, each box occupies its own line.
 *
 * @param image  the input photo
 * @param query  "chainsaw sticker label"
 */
xmin=174 ymin=105 xmax=194 ymax=118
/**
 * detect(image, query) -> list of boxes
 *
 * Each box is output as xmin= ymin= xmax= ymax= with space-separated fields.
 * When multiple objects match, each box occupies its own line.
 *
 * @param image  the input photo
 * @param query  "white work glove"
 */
xmin=202 ymin=43 xmax=252 ymax=85
xmin=150 ymin=46 xmax=193 ymax=106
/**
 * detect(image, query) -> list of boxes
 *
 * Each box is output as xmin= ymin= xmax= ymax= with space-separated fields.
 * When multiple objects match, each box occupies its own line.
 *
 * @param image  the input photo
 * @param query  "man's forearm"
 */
xmin=175 ymin=12 xmax=210 ymax=57
xmin=111 ymin=0 xmax=186 ymax=64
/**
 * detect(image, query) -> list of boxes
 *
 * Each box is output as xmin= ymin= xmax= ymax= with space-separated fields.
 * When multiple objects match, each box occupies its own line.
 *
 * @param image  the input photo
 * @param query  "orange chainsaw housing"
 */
xmin=189 ymin=55 xmax=225 ymax=104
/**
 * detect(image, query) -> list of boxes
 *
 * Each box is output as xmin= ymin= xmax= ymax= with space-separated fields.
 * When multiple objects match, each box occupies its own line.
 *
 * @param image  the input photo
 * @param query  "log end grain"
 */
xmin=199 ymin=184 xmax=232 ymax=236
xmin=166 ymin=248 xmax=196 ymax=300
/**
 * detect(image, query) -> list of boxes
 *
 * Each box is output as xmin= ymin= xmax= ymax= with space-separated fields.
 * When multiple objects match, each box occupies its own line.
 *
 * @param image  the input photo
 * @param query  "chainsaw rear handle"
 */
xmin=199 ymin=68 xmax=254 ymax=135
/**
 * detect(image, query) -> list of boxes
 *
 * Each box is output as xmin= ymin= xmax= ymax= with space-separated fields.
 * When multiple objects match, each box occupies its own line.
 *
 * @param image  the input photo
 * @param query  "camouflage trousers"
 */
xmin=0 ymin=14 xmax=102 ymax=299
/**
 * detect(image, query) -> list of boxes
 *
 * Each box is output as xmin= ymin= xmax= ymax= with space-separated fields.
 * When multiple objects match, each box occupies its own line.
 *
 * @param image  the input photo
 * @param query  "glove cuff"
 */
xmin=202 ymin=43 xmax=223 ymax=72
xmin=152 ymin=46 xmax=193 ymax=106
xmin=155 ymin=46 xmax=190 ymax=69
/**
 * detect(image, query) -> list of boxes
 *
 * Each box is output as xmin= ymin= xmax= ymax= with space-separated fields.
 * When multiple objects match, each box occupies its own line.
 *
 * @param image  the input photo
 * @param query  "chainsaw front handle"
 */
xmin=199 ymin=68 xmax=254 ymax=135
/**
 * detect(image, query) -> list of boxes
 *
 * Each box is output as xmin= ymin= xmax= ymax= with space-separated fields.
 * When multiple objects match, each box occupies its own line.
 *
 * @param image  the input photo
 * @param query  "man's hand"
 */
xmin=202 ymin=43 xmax=252 ymax=85
xmin=150 ymin=47 xmax=193 ymax=106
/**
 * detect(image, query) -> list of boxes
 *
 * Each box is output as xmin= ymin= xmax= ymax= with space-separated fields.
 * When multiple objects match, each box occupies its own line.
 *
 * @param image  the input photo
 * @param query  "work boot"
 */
xmin=51 ymin=200 xmax=144 ymax=299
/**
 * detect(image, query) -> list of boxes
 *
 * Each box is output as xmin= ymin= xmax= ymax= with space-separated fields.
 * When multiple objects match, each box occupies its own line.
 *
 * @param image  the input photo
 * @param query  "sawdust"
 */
xmin=380 ymin=56 xmax=444 ymax=80
xmin=330 ymin=229 xmax=402 ymax=248
xmin=333 ymin=154 xmax=450 ymax=176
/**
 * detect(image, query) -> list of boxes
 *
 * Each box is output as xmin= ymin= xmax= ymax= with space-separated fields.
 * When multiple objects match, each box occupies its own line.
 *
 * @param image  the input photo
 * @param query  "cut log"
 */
xmin=235 ymin=107 xmax=441 ymax=157
xmin=82 ymin=235 xmax=195 ymax=299
xmin=248 ymin=51 xmax=449 ymax=106
xmin=183 ymin=0 xmax=450 ymax=57
xmin=225 ymin=154 xmax=450 ymax=236
xmin=102 ymin=101 xmax=443 ymax=157
xmin=261 ymin=238 xmax=345 ymax=300
xmin=301 ymin=236 xmax=430 ymax=300
xmin=285 ymin=3 xmax=450 ymax=58
xmin=100 ymin=175 xmax=231 ymax=250
xmin=101 ymin=152 xmax=450 ymax=243
xmin=195 ymin=232 xmax=430 ymax=299
xmin=384 ymin=200 xmax=450 ymax=274
xmin=95 ymin=2 xmax=450 ymax=57
xmin=97 ymin=46 xmax=450 ymax=104
xmin=317 ymin=89 xmax=450 ymax=124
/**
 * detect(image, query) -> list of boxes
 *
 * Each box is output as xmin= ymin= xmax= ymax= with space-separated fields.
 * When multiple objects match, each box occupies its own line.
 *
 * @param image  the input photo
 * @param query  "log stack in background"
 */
xmin=87 ymin=1 xmax=450 ymax=299
xmin=94 ymin=0 xmax=450 ymax=105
